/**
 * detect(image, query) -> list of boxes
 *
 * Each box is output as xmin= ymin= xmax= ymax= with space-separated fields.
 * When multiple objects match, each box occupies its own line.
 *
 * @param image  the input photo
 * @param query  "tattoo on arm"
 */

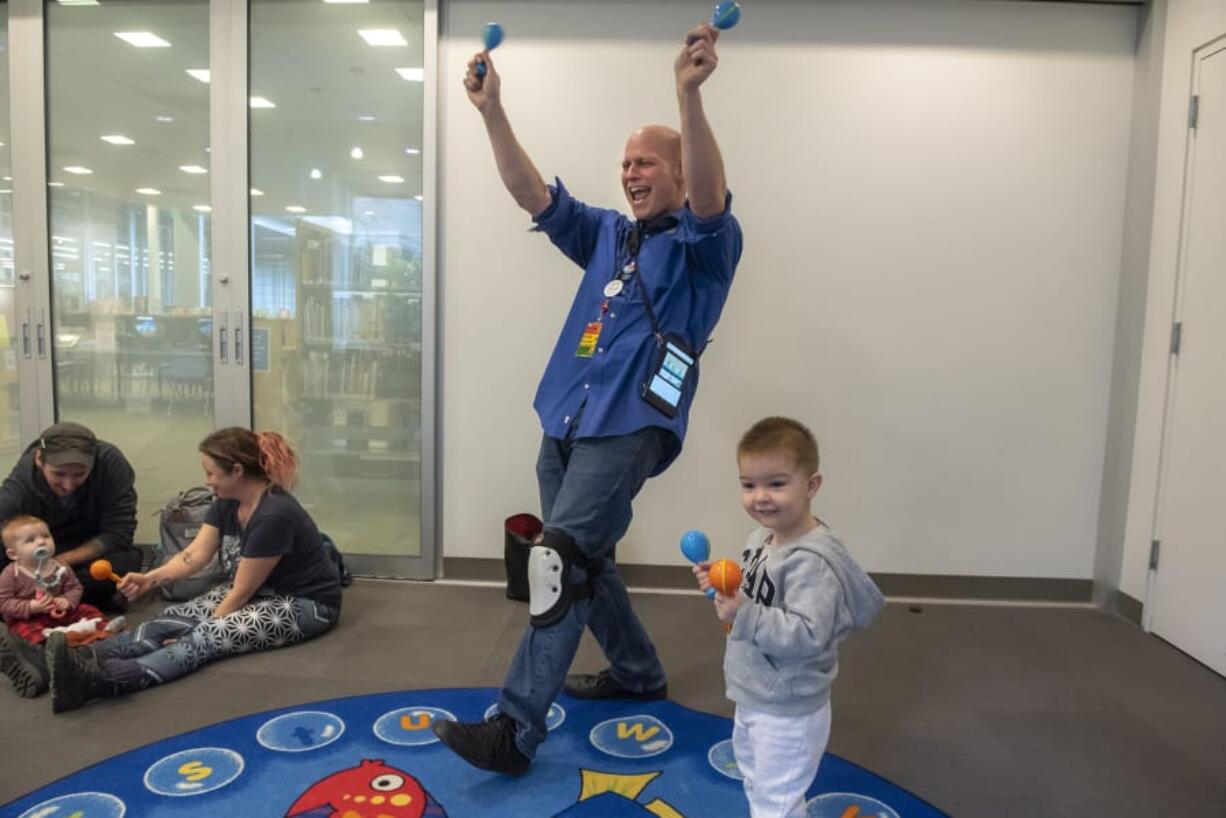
xmin=180 ymin=551 xmax=195 ymax=567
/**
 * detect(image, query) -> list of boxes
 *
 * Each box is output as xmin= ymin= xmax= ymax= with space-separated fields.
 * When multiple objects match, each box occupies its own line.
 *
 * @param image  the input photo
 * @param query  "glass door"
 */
xmin=46 ymin=0 xmax=214 ymax=542
xmin=0 ymin=1 xmax=19 ymax=460
xmin=249 ymin=0 xmax=433 ymax=576
xmin=3 ymin=0 xmax=435 ymax=575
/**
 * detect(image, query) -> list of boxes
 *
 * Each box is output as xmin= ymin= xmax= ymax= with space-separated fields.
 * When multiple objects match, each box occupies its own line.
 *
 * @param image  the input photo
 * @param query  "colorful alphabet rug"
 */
xmin=4 ymin=688 xmax=946 ymax=817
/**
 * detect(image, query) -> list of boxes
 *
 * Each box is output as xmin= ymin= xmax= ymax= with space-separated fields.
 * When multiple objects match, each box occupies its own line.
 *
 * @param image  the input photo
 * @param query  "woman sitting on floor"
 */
xmin=46 ymin=427 xmax=343 ymax=713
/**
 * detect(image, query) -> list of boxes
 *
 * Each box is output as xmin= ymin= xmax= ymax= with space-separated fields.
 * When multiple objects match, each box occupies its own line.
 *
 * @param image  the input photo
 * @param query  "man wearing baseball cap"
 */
xmin=0 ymin=422 xmax=139 ymax=610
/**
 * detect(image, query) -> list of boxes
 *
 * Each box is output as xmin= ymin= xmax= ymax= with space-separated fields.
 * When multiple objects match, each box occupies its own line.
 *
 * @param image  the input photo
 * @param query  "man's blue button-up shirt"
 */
xmin=531 ymin=178 xmax=743 ymax=475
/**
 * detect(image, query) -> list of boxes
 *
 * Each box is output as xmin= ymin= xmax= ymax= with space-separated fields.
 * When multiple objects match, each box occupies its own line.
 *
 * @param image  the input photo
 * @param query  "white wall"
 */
xmin=1119 ymin=0 xmax=1226 ymax=601
xmin=439 ymin=0 xmax=1138 ymax=576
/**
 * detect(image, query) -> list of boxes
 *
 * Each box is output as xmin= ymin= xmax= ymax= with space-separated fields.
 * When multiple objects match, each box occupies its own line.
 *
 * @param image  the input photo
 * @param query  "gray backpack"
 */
xmin=153 ymin=487 xmax=227 ymax=601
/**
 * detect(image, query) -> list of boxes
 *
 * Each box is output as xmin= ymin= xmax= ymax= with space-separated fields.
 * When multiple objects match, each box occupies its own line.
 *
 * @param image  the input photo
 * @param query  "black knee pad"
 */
xmin=528 ymin=530 xmax=591 ymax=628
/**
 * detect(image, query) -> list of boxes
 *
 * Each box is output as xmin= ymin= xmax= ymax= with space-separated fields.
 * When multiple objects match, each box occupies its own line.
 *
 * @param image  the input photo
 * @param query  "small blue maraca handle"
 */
xmin=712 ymin=1 xmax=741 ymax=31
xmin=476 ymin=22 xmax=503 ymax=78
xmin=680 ymin=530 xmax=716 ymax=598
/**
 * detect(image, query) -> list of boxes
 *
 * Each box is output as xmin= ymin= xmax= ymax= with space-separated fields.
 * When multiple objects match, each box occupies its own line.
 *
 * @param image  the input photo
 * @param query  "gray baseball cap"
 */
xmin=38 ymin=422 xmax=97 ymax=469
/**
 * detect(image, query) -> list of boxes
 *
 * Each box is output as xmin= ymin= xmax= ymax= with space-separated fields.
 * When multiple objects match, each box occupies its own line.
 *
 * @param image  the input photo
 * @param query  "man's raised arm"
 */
xmin=464 ymin=52 xmax=552 ymax=217
xmin=674 ymin=24 xmax=728 ymax=220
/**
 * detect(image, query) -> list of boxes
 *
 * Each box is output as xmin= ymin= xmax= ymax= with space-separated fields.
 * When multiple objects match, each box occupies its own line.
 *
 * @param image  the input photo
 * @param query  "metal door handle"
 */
xmin=234 ymin=310 xmax=244 ymax=365
xmin=219 ymin=322 xmax=228 ymax=364
xmin=36 ymin=313 xmax=46 ymax=359
xmin=21 ymin=321 xmax=30 ymax=358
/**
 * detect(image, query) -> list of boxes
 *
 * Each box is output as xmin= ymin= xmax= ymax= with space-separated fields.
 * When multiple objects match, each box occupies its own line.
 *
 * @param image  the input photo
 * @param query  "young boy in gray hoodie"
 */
xmin=694 ymin=416 xmax=885 ymax=818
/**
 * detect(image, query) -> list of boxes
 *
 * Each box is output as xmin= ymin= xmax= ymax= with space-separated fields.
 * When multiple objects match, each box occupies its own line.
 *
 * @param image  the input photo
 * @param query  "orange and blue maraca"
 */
xmin=475 ymin=22 xmax=503 ymax=78
xmin=680 ymin=529 xmax=716 ymax=598
xmin=711 ymin=1 xmax=742 ymax=30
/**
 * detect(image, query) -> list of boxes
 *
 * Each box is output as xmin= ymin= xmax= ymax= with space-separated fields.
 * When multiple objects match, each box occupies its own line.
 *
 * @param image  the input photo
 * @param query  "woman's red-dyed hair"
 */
xmin=199 ymin=427 xmax=299 ymax=490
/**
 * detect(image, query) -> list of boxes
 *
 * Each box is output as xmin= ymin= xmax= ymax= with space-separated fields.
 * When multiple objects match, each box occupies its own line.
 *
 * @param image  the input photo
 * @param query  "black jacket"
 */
xmin=0 ymin=439 xmax=138 ymax=567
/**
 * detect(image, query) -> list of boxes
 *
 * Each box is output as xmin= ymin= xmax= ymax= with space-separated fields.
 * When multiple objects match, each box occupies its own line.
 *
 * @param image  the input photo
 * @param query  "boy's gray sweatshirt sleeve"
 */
xmin=730 ymin=554 xmax=843 ymax=661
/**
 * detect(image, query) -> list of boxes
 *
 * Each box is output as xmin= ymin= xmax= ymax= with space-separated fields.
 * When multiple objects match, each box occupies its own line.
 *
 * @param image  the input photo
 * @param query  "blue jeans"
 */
xmin=497 ymin=424 xmax=675 ymax=758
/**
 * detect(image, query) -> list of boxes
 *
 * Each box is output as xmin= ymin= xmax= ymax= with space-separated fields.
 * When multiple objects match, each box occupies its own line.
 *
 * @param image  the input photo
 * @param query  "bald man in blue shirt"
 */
xmin=435 ymin=22 xmax=743 ymax=776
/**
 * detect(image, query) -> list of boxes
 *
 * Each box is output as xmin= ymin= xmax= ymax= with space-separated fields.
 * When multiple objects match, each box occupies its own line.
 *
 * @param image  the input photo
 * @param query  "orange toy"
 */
xmin=89 ymin=559 xmax=122 ymax=583
xmin=709 ymin=558 xmax=742 ymax=597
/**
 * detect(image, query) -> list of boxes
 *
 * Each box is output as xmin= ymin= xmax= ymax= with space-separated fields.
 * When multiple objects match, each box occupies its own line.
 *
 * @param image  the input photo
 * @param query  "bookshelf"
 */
xmin=289 ymin=220 xmax=423 ymax=476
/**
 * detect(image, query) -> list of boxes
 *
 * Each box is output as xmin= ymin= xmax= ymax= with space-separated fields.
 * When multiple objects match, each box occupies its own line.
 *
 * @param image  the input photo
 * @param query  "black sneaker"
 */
xmin=0 ymin=624 xmax=49 ymax=697
xmin=433 ymin=714 xmax=531 ymax=776
xmin=46 ymin=632 xmax=124 ymax=714
xmin=563 ymin=669 xmax=668 ymax=700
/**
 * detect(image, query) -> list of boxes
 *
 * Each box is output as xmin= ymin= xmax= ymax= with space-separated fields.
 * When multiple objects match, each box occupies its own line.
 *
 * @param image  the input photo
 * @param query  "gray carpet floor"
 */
xmin=1 ymin=580 xmax=1224 ymax=817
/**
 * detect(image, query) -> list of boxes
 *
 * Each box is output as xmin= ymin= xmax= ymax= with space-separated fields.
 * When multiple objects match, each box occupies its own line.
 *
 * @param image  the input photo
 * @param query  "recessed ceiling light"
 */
xmin=250 ymin=188 xmax=264 ymax=197
xmin=63 ymin=166 xmax=93 ymax=175
xmin=186 ymin=69 xmax=211 ymax=83
xmin=135 ymin=187 xmax=162 ymax=195
xmin=350 ymin=147 xmax=364 ymax=160
xmin=114 ymin=32 xmax=171 ymax=48
xmin=48 ymin=182 xmax=65 ymax=188
xmin=414 ymin=194 xmax=423 ymax=201
xmin=57 ymin=1 xmax=101 ymax=6
xmin=100 ymin=135 xmax=135 ymax=145
xmin=404 ymin=147 xmax=420 ymax=155
xmin=378 ymin=175 xmax=404 ymax=184
xmin=179 ymin=165 xmax=208 ymax=174
xmin=286 ymin=205 xmax=306 ymax=214
xmin=193 ymin=204 xmax=212 ymax=213
xmin=358 ymin=115 xmax=376 ymax=122
xmin=363 ymin=210 xmax=375 ymax=216
xmin=0 ymin=189 xmax=10 ymax=195
xmin=395 ymin=67 xmax=424 ymax=82
xmin=358 ymin=29 xmax=407 ymax=47
xmin=155 ymin=115 xmax=175 ymax=123
xmin=324 ymin=0 xmax=368 ymax=4
xmin=310 ymin=168 xmax=323 ymax=180
xmin=249 ymin=96 xmax=276 ymax=109
xmin=2 ymin=176 xmax=10 ymax=181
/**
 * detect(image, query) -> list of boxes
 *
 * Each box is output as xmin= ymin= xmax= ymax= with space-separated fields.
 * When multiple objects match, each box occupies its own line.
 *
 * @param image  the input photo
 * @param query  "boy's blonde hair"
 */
xmin=737 ymin=417 xmax=820 ymax=475
xmin=2 ymin=515 xmax=47 ymax=547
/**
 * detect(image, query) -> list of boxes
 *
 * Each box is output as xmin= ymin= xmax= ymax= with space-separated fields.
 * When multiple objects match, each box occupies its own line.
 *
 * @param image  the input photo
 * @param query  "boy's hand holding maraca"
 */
xmin=707 ymin=557 xmax=744 ymax=626
xmin=712 ymin=586 xmax=744 ymax=625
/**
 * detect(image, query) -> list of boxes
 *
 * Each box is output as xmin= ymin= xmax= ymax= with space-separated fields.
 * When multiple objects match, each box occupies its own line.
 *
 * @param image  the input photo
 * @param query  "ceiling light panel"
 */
xmin=249 ymin=97 xmax=277 ymax=109
xmin=100 ymin=135 xmax=135 ymax=145
xmin=179 ymin=165 xmax=208 ymax=174
xmin=186 ymin=69 xmax=211 ymax=83
xmin=114 ymin=32 xmax=171 ymax=48
xmin=395 ymin=68 xmax=424 ymax=82
xmin=358 ymin=29 xmax=407 ymax=47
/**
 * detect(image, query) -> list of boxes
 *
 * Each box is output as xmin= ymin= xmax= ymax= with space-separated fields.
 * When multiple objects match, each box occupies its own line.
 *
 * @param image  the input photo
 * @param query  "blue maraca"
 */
xmin=475 ymin=22 xmax=503 ymax=78
xmin=680 ymin=529 xmax=716 ymax=598
xmin=712 ymin=1 xmax=742 ymax=31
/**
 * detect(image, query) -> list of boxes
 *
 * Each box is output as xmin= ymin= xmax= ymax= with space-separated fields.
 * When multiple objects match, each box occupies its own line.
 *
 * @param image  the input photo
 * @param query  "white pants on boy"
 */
xmin=733 ymin=701 xmax=832 ymax=818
